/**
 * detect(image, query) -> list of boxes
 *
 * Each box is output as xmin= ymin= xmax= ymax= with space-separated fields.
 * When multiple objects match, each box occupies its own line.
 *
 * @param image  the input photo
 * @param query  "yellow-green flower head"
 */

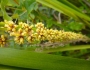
xmin=35 ymin=26 xmax=47 ymax=41
xmin=24 ymin=25 xmax=34 ymax=34
xmin=18 ymin=22 xmax=26 ymax=28
xmin=35 ymin=22 xmax=44 ymax=28
xmin=3 ymin=21 xmax=90 ymax=46
xmin=27 ymin=34 xmax=36 ymax=43
xmin=11 ymin=28 xmax=26 ymax=44
xmin=14 ymin=37 xmax=24 ymax=44
xmin=23 ymin=23 xmax=29 ymax=28
xmin=4 ymin=20 xmax=17 ymax=32
xmin=0 ymin=35 xmax=7 ymax=47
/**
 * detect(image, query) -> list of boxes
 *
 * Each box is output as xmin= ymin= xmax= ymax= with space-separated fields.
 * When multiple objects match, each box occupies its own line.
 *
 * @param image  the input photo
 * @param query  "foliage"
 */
xmin=0 ymin=47 xmax=90 ymax=70
xmin=0 ymin=0 xmax=90 ymax=32
xmin=36 ymin=0 xmax=90 ymax=27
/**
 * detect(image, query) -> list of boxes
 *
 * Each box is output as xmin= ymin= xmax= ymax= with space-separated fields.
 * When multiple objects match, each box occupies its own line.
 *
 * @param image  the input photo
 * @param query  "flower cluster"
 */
xmin=0 ymin=35 xmax=7 ymax=47
xmin=20 ymin=22 xmax=35 ymax=43
xmin=4 ymin=20 xmax=17 ymax=32
xmin=1 ymin=20 xmax=89 ymax=47
xmin=10 ymin=28 xmax=26 ymax=44
xmin=35 ymin=22 xmax=47 ymax=41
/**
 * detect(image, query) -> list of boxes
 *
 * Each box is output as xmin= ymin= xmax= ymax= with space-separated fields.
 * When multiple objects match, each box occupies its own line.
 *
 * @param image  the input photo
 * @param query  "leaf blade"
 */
xmin=0 ymin=48 xmax=90 ymax=70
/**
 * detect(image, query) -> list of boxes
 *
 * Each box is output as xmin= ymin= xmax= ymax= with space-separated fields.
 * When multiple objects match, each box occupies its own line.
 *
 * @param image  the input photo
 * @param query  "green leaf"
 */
xmin=19 ymin=11 xmax=28 ymax=21
xmin=36 ymin=0 xmax=90 ymax=27
xmin=0 ymin=48 xmax=90 ymax=70
xmin=34 ymin=3 xmax=38 ymax=11
xmin=46 ymin=18 xmax=53 ymax=28
xmin=0 ymin=64 xmax=32 ymax=70
xmin=0 ymin=0 xmax=8 ymax=5
xmin=43 ymin=45 xmax=90 ymax=53
xmin=37 ymin=0 xmax=78 ymax=20
xmin=68 ymin=22 xmax=85 ymax=31
xmin=30 ymin=13 xmax=35 ymax=19
xmin=7 ymin=0 xmax=19 ymax=6
xmin=0 ymin=22 xmax=5 ymax=27
xmin=58 ymin=0 xmax=82 ymax=12
xmin=24 ymin=0 xmax=36 ymax=14
xmin=12 ymin=13 xmax=19 ymax=19
xmin=0 ymin=0 xmax=12 ymax=20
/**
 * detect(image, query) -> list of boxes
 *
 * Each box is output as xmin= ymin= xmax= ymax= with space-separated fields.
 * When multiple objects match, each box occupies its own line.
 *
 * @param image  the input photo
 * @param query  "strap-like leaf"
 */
xmin=0 ymin=48 xmax=90 ymax=70
xmin=43 ymin=45 xmax=90 ymax=53
xmin=36 ymin=0 xmax=90 ymax=27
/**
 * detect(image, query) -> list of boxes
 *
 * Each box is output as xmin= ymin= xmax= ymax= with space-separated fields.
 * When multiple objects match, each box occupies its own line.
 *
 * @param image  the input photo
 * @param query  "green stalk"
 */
xmin=43 ymin=45 xmax=90 ymax=53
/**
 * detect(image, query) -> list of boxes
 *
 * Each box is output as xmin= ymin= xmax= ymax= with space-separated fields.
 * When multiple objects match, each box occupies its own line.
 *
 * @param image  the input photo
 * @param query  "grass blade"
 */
xmin=0 ymin=48 xmax=90 ymax=70
xmin=36 ymin=0 xmax=90 ymax=27
xmin=43 ymin=45 xmax=90 ymax=53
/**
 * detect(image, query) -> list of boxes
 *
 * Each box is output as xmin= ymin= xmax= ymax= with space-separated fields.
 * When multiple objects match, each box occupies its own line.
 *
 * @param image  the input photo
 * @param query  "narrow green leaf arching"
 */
xmin=0 ymin=0 xmax=12 ymax=20
xmin=0 ymin=48 xmax=90 ymax=70
xmin=42 ymin=45 xmax=90 ymax=53
xmin=36 ymin=0 xmax=90 ymax=27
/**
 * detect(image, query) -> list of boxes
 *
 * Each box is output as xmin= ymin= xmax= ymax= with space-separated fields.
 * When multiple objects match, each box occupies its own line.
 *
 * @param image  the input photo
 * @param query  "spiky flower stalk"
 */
xmin=0 ymin=20 xmax=89 ymax=48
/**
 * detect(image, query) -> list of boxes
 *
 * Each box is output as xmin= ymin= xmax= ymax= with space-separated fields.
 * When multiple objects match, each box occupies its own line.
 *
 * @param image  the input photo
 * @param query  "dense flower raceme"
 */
xmin=0 ymin=20 xmax=90 ymax=47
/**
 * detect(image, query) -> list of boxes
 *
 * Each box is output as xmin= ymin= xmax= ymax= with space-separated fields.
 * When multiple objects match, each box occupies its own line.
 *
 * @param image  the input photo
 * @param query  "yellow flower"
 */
xmin=4 ymin=20 xmax=17 ymax=32
xmin=20 ymin=38 xmax=24 ymax=44
xmin=35 ymin=22 xmax=44 ymax=28
xmin=3 ymin=21 xmax=90 ymax=46
xmin=11 ymin=28 xmax=25 ymax=44
xmin=0 ymin=35 xmax=7 ymax=47
xmin=14 ymin=37 xmax=24 ymax=44
xmin=27 ymin=34 xmax=35 ymax=43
